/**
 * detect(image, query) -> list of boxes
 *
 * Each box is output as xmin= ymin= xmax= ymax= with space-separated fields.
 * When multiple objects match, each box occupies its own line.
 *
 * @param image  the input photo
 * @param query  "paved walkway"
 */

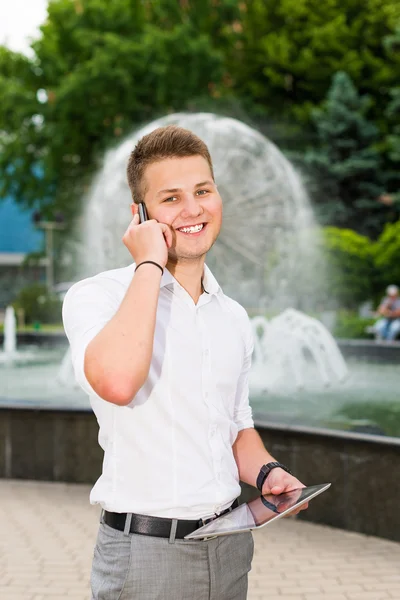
xmin=1 ymin=480 xmax=399 ymax=600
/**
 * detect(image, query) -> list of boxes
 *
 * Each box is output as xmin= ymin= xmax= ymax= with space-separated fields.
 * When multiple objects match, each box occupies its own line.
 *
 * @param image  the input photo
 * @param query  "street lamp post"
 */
xmin=33 ymin=212 xmax=65 ymax=292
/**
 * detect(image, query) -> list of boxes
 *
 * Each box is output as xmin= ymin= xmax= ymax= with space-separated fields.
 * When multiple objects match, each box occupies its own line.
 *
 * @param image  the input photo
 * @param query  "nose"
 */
xmin=180 ymin=193 xmax=203 ymax=219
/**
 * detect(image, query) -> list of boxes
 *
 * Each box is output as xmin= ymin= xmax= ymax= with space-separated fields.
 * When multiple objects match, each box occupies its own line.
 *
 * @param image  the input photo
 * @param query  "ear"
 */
xmin=130 ymin=202 xmax=138 ymax=217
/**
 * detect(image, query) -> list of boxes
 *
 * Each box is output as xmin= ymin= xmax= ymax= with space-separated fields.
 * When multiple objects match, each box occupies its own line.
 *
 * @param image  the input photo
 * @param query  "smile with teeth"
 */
xmin=177 ymin=224 xmax=204 ymax=234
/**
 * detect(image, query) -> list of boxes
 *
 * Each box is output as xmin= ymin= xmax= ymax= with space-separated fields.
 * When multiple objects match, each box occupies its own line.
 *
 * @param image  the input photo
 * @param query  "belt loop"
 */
xmin=124 ymin=513 xmax=133 ymax=537
xmin=169 ymin=519 xmax=178 ymax=544
xmin=100 ymin=509 xmax=105 ymax=524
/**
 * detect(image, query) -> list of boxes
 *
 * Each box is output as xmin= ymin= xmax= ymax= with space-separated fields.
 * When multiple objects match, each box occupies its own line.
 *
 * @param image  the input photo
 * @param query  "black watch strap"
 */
xmin=256 ymin=462 xmax=293 ymax=492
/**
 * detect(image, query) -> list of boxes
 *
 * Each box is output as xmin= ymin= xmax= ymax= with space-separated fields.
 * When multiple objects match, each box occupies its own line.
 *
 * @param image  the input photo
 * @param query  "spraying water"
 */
xmin=67 ymin=113 xmax=344 ymax=391
xmin=79 ymin=113 xmax=320 ymax=310
xmin=3 ymin=306 xmax=17 ymax=356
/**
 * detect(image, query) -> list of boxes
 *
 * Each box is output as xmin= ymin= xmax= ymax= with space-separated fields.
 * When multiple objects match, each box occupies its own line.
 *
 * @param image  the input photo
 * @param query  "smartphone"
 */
xmin=138 ymin=202 xmax=148 ymax=223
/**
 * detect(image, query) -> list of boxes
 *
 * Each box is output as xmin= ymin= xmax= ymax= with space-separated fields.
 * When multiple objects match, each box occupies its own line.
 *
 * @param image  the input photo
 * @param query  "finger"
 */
xmin=270 ymin=485 xmax=285 ymax=495
xmin=289 ymin=501 xmax=309 ymax=516
xmin=160 ymin=223 xmax=173 ymax=248
xmin=132 ymin=213 xmax=140 ymax=225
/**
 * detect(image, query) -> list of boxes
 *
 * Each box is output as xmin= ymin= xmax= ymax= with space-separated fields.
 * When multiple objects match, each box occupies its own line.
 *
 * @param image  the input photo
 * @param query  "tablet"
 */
xmin=184 ymin=483 xmax=331 ymax=540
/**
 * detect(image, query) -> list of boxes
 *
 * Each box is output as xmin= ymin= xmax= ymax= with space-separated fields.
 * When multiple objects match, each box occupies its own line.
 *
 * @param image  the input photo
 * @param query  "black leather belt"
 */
xmin=103 ymin=499 xmax=239 ymax=539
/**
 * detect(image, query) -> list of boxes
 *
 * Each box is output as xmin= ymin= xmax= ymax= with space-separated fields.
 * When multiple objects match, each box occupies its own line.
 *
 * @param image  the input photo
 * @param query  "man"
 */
xmin=373 ymin=285 xmax=400 ymax=342
xmin=63 ymin=125 xmax=306 ymax=600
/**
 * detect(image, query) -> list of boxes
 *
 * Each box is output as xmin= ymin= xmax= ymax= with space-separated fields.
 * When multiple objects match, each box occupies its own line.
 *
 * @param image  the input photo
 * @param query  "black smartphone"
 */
xmin=138 ymin=202 xmax=148 ymax=223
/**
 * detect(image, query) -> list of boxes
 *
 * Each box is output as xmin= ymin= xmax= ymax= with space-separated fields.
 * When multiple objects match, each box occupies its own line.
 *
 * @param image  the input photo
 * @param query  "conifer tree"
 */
xmin=304 ymin=71 xmax=385 ymax=236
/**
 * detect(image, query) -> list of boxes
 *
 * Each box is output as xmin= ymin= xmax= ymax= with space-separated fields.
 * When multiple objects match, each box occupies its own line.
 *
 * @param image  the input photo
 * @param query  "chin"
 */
xmin=168 ymin=245 xmax=209 ymax=262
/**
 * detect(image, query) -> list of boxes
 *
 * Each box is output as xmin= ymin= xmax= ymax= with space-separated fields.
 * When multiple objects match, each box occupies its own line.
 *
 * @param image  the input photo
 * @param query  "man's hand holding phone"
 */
xmin=122 ymin=206 xmax=172 ymax=269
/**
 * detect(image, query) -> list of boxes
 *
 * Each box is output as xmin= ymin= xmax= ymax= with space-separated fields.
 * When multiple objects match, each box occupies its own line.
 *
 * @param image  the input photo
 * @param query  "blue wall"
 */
xmin=0 ymin=197 xmax=44 ymax=253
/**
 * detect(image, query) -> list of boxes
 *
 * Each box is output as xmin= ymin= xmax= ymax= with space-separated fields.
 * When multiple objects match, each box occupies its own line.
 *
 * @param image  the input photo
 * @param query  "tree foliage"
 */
xmin=1 ymin=0 xmax=400 ymax=240
xmin=302 ymin=72 xmax=395 ymax=236
xmin=227 ymin=0 xmax=400 ymax=123
xmin=0 ymin=0 xmax=227 ymax=220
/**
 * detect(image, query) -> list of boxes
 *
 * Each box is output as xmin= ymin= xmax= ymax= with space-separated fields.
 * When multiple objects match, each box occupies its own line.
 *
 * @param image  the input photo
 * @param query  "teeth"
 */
xmin=179 ymin=224 xmax=204 ymax=234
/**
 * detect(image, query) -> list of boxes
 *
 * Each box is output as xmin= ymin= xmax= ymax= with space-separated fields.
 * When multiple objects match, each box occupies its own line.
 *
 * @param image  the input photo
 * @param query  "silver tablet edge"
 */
xmin=185 ymin=482 xmax=332 ymax=540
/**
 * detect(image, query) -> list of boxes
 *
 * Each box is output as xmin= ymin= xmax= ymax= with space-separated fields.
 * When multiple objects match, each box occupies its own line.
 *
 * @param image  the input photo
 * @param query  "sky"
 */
xmin=0 ymin=0 xmax=49 ymax=55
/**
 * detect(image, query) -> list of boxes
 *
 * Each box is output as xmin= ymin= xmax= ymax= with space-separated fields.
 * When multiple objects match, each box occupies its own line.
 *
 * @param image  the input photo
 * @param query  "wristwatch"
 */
xmin=256 ymin=461 xmax=293 ymax=492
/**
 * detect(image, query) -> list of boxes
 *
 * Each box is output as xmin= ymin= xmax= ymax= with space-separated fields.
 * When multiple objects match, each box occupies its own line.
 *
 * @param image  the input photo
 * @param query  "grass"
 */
xmin=0 ymin=323 xmax=64 ymax=333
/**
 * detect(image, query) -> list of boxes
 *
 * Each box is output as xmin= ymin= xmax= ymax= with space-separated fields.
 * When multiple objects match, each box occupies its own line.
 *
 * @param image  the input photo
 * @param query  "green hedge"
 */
xmin=11 ymin=283 xmax=62 ymax=325
xmin=318 ymin=223 xmax=400 ymax=310
xmin=319 ymin=227 xmax=376 ymax=309
xmin=333 ymin=311 xmax=376 ymax=339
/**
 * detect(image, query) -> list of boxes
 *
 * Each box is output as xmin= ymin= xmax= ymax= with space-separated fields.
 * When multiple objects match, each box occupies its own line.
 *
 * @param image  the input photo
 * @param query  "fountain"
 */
xmin=2 ymin=112 xmax=399 ymax=436
xmin=56 ymin=346 xmax=79 ymax=388
xmin=3 ymin=306 xmax=17 ymax=356
xmin=250 ymin=310 xmax=348 ymax=394
xmin=0 ymin=305 xmax=43 ymax=366
xmin=79 ymin=113 xmax=319 ymax=310
xmin=1 ymin=115 xmax=398 ymax=542
xmin=73 ymin=112 xmax=344 ymax=393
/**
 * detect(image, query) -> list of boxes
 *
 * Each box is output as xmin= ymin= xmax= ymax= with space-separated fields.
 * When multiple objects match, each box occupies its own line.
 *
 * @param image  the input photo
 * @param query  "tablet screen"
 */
xmin=185 ymin=483 xmax=331 ymax=539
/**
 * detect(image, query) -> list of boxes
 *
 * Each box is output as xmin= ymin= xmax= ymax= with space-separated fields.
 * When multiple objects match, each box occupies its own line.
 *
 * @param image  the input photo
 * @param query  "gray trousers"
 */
xmin=91 ymin=521 xmax=254 ymax=600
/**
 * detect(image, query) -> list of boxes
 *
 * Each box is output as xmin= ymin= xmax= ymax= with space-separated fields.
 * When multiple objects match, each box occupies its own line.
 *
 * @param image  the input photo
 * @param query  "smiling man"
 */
xmin=63 ymin=125 xmax=306 ymax=600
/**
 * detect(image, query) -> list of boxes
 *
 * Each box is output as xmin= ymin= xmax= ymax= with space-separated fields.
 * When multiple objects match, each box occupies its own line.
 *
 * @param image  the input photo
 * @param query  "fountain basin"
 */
xmin=1 ymin=404 xmax=398 ymax=542
xmin=1 ymin=342 xmax=400 ymax=435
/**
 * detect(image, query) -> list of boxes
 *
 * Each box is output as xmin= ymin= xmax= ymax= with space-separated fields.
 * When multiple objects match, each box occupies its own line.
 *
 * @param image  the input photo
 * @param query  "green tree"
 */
xmin=0 ymin=0 xmax=225 ymax=221
xmin=386 ymin=87 xmax=400 ymax=164
xmin=302 ymin=72 xmax=390 ymax=236
xmin=375 ymin=29 xmax=400 ymax=212
xmin=227 ymin=0 xmax=400 ymax=124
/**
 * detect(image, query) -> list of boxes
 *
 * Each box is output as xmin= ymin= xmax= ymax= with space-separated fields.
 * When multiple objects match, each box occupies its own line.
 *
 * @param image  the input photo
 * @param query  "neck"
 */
xmin=166 ymin=257 xmax=205 ymax=303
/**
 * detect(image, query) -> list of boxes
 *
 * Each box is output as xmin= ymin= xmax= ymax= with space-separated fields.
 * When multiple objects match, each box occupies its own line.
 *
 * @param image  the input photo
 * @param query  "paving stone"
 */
xmin=2 ymin=479 xmax=400 ymax=600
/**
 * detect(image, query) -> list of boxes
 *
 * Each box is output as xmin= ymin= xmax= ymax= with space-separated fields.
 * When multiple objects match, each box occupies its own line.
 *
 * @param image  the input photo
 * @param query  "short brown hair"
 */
xmin=127 ymin=125 xmax=214 ymax=203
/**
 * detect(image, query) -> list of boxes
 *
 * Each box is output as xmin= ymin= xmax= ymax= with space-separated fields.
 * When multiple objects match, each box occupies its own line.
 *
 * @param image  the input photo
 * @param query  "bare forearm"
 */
xmin=232 ymin=428 xmax=276 ymax=488
xmin=85 ymin=265 xmax=161 ymax=404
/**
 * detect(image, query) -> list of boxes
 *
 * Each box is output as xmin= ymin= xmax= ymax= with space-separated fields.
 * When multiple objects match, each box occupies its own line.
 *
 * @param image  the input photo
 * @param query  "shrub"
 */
xmin=320 ymin=227 xmax=376 ymax=309
xmin=373 ymin=220 xmax=400 ymax=290
xmin=12 ymin=283 xmax=62 ymax=325
xmin=333 ymin=311 xmax=375 ymax=339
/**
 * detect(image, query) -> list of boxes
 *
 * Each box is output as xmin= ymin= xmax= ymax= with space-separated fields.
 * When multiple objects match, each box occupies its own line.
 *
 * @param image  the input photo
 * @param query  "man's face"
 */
xmin=138 ymin=155 xmax=222 ymax=262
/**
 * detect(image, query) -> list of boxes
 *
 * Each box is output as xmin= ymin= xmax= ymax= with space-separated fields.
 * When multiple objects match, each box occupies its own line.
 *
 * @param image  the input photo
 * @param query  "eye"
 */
xmin=196 ymin=189 xmax=209 ymax=196
xmin=163 ymin=196 xmax=178 ymax=203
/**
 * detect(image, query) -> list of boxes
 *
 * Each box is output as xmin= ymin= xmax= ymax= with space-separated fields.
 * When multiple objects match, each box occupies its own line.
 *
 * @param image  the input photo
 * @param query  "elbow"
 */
xmin=84 ymin=358 xmax=145 ymax=406
xmin=84 ymin=344 xmax=148 ymax=406
xmin=92 ymin=376 xmax=144 ymax=406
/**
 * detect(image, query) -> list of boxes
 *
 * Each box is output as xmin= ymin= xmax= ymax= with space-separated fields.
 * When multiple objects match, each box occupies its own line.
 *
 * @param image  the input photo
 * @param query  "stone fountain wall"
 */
xmin=1 ymin=406 xmax=399 ymax=542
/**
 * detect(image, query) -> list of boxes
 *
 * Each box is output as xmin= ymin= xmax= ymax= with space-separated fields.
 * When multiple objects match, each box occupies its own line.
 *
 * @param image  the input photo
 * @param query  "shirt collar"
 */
xmin=160 ymin=264 xmax=221 ymax=296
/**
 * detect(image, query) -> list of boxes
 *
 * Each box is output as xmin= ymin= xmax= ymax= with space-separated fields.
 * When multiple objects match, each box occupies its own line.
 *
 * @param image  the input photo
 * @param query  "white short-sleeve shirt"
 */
xmin=62 ymin=263 xmax=254 ymax=519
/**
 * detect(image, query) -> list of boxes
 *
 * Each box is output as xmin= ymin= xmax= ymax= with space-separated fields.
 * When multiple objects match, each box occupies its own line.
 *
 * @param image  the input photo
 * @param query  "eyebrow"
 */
xmin=156 ymin=180 xmax=215 ymax=197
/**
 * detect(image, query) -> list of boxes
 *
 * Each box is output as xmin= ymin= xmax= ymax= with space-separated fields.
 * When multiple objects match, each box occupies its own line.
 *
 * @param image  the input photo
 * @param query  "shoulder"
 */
xmin=218 ymin=293 xmax=253 ymax=344
xmin=63 ymin=264 xmax=135 ymax=308
xmin=221 ymin=294 xmax=249 ymax=322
